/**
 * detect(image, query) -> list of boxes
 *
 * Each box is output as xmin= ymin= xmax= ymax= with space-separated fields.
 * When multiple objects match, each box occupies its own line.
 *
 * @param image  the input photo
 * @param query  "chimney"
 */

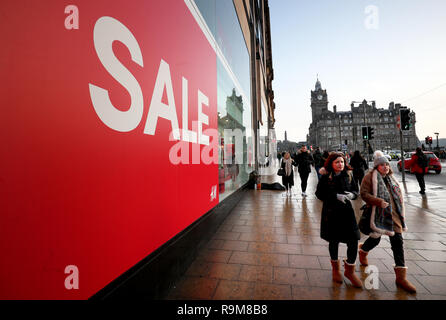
xmin=333 ymin=105 xmax=337 ymax=113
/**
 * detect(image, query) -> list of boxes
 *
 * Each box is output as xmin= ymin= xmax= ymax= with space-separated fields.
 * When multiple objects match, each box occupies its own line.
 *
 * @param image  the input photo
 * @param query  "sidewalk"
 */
xmin=167 ymin=169 xmax=446 ymax=300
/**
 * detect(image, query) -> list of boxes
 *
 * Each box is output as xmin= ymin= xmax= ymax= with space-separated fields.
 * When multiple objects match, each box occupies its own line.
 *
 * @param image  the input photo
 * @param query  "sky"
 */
xmin=269 ymin=0 xmax=446 ymax=143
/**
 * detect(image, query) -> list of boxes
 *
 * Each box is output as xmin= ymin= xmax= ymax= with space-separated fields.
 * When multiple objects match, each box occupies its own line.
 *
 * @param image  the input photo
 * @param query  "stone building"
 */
xmin=307 ymin=79 xmax=419 ymax=153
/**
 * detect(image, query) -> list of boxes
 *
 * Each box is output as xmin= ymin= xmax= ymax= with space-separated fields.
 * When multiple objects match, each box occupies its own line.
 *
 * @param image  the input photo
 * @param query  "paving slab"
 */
xmin=168 ymin=169 xmax=446 ymax=300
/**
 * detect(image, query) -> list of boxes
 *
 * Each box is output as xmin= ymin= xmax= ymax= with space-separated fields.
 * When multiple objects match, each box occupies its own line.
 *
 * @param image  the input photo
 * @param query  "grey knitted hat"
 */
xmin=373 ymin=151 xmax=389 ymax=167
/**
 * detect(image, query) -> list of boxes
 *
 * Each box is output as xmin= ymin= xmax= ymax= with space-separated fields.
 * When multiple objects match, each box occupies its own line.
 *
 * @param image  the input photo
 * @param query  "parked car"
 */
xmin=397 ymin=151 xmax=442 ymax=174
xmin=383 ymin=153 xmax=392 ymax=161
xmin=388 ymin=150 xmax=401 ymax=160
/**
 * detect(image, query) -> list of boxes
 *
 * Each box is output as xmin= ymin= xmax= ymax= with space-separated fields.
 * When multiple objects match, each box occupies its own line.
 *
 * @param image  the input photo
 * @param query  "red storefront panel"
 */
xmin=0 ymin=0 xmax=217 ymax=299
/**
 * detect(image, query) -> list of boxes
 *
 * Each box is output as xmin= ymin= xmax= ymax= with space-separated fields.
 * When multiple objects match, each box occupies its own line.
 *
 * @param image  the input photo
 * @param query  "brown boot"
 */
xmin=358 ymin=243 xmax=369 ymax=266
xmin=330 ymin=259 xmax=343 ymax=283
xmin=394 ymin=266 xmax=417 ymax=293
xmin=343 ymin=260 xmax=363 ymax=288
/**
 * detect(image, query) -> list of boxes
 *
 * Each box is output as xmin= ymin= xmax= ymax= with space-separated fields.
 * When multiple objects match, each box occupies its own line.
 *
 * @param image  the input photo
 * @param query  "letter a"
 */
xmin=364 ymin=5 xmax=379 ymax=30
xmin=64 ymin=265 xmax=79 ymax=290
xmin=64 ymin=5 xmax=79 ymax=30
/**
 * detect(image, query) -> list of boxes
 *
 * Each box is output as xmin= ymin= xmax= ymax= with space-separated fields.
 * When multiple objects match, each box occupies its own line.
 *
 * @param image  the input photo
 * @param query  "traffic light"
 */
xmin=400 ymin=108 xmax=411 ymax=130
xmin=368 ymin=141 xmax=374 ymax=154
xmin=368 ymin=127 xmax=374 ymax=140
xmin=428 ymin=137 xmax=433 ymax=145
xmin=362 ymin=126 xmax=369 ymax=140
xmin=425 ymin=137 xmax=429 ymax=144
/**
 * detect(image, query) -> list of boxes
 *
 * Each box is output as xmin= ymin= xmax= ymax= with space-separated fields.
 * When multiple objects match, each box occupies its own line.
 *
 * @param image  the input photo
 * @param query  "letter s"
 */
xmin=89 ymin=17 xmax=144 ymax=132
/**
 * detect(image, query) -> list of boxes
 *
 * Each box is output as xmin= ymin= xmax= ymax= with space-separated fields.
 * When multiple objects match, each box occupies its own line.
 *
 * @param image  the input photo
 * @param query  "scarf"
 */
xmin=370 ymin=170 xmax=407 ymax=238
xmin=283 ymin=158 xmax=293 ymax=176
xmin=384 ymin=175 xmax=407 ymax=230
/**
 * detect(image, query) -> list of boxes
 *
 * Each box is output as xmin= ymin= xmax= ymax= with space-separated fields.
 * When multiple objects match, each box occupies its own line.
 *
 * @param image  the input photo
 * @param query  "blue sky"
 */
xmin=269 ymin=0 xmax=446 ymax=143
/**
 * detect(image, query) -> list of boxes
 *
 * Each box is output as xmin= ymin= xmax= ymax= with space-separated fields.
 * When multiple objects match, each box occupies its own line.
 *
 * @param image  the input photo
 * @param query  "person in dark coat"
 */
xmin=316 ymin=152 xmax=362 ymax=288
xmin=313 ymin=147 xmax=324 ymax=181
xmin=322 ymin=150 xmax=329 ymax=166
xmin=295 ymin=146 xmax=314 ymax=197
xmin=280 ymin=152 xmax=296 ymax=196
xmin=410 ymin=147 xmax=428 ymax=195
xmin=349 ymin=150 xmax=368 ymax=187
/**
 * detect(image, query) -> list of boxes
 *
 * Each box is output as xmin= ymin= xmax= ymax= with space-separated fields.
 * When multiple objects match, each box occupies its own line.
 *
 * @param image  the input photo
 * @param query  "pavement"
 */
xmin=167 ymin=166 xmax=446 ymax=300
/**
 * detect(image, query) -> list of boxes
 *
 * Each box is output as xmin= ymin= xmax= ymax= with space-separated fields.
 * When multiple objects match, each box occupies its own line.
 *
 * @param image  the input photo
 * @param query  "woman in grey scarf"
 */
xmin=359 ymin=151 xmax=416 ymax=293
xmin=280 ymin=152 xmax=296 ymax=196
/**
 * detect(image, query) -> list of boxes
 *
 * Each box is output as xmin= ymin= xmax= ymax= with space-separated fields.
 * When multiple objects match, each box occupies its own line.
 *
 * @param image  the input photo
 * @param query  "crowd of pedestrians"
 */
xmin=277 ymin=146 xmax=420 ymax=293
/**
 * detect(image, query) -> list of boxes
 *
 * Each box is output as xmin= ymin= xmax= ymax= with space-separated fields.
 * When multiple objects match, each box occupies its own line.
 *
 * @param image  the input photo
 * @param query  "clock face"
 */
xmin=317 ymin=94 xmax=323 ymax=100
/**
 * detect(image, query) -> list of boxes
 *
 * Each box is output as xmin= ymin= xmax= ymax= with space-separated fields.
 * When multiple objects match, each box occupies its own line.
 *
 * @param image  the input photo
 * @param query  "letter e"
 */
xmin=197 ymin=90 xmax=210 ymax=146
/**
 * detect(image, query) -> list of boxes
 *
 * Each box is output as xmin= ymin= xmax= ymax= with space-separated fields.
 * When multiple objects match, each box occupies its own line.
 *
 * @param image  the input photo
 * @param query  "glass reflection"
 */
xmin=194 ymin=0 xmax=253 ymax=201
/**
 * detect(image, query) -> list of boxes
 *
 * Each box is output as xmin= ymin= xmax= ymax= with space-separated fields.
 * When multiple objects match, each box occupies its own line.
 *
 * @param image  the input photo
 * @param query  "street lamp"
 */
xmin=434 ymin=132 xmax=439 ymax=150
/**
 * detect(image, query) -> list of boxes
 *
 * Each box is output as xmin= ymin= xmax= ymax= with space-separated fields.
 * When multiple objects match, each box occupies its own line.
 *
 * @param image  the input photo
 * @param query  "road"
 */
xmin=376 ymin=160 xmax=446 ymax=187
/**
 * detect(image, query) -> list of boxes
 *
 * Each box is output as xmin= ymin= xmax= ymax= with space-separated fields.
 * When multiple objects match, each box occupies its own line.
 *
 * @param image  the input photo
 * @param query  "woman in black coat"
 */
xmin=316 ymin=152 xmax=362 ymax=288
xmin=280 ymin=152 xmax=296 ymax=196
xmin=349 ymin=150 xmax=368 ymax=186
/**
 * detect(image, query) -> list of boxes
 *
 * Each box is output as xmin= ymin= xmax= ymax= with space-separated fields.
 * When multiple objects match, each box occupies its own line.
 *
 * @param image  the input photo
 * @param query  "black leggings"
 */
xmin=283 ymin=175 xmax=293 ymax=190
xmin=299 ymin=171 xmax=310 ymax=192
xmin=329 ymin=240 xmax=358 ymax=264
xmin=415 ymin=173 xmax=425 ymax=192
xmin=361 ymin=233 xmax=405 ymax=267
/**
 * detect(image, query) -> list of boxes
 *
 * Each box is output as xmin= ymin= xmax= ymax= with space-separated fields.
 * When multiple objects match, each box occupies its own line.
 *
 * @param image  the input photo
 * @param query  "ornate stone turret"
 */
xmin=315 ymin=78 xmax=322 ymax=91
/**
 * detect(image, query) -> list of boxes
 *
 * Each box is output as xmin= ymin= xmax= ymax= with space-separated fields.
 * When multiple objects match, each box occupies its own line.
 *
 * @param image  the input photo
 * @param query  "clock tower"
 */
xmin=310 ymin=78 xmax=328 ymax=122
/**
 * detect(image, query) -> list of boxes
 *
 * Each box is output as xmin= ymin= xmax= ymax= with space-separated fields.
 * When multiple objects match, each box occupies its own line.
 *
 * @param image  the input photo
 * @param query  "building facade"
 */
xmin=308 ymin=79 xmax=419 ymax=153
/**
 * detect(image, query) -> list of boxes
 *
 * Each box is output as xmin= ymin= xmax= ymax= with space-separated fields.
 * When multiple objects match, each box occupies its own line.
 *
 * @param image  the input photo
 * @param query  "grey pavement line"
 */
xmin=405 ymin=200 xmax=446 ymax=221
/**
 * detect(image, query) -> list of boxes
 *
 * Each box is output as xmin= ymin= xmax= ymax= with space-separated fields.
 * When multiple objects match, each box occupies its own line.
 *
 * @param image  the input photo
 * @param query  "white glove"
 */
xmin=337 ymin=194 xmax=349 ymax=204
xmin=345 ymin=192 xmax=355 ymax=200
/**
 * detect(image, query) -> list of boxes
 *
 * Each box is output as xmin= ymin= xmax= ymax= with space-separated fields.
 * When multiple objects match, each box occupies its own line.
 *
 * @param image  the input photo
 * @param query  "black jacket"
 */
xmin=313 ymin=151 xmax=324 ymax=168
xmin=295 ymin=151 xmax=314 ymax=173
xmin=315 ymin=170 xmax=360 ymax=242
xmin=350 ymin=155 xmax=368 ymax=174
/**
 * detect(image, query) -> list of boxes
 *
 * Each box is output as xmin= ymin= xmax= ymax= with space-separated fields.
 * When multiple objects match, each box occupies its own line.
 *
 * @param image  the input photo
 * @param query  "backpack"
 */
xmin=417 ymin=153 xmax=429 ymax=168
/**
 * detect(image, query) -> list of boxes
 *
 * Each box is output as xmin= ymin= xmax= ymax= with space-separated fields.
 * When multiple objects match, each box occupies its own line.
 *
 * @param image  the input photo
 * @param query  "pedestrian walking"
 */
xmin=350 ymin=150 xmax=368 ymax=186
xmin=322 ymin=150 xmax=329 ymax=164
xmin=316 ymin=152 xmax=362 ymax=288
xmin=410 ymin=147 xmax=428 ymax=195
xmin=295 ymin=146 xmax=314 ymax=197
xmin=359 ymin=151 xmax=416 ymax=293
xmin=280 ymin=152 xmax=296 ymax=196
xmin=313 ymin=147 xmax=325 ymax=180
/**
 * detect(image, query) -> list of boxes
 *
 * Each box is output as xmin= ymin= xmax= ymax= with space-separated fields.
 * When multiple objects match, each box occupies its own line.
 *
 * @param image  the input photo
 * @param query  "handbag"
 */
xmin=277 ymin=168 xmax=285 ymax=176
xmin=358 ymin=204 xmax=372 ymax=235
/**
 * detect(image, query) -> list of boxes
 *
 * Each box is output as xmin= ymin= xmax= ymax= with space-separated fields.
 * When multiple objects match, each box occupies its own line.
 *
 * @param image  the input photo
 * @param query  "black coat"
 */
xmin=313 ymin=151 xmax=324 ymax=168
xmin=350 ymin=155 xmax=368 ymax=175
xmin=315 ymin=170 xmax=360 ymax=243
xmin=295 ymin=151 xmax=314 ymax=173
xmin=280 ymin=159 xmax=296 ymax=187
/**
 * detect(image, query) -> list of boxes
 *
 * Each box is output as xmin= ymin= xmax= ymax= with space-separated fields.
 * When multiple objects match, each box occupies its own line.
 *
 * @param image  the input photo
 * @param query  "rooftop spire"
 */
xmin=315 ymin=75 xmax=322 ymax=91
